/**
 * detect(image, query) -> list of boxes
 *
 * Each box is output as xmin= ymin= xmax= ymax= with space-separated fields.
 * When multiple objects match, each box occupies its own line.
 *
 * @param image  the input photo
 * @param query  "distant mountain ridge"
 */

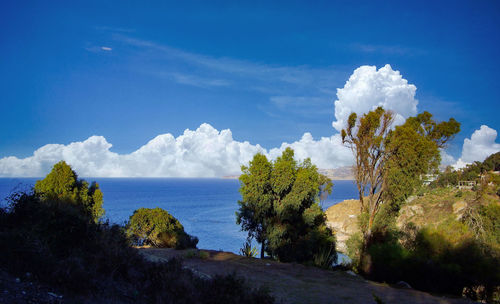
xmin=318 ymin=166 xmax=354 ymax=180
xmin=222 ymin=166 xmax=354 ymax=180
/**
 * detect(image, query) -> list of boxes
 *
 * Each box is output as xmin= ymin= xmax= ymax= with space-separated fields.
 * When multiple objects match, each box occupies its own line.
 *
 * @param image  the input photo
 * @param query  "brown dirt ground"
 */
xmin=139 ymin=248 xmax=472 ymax=304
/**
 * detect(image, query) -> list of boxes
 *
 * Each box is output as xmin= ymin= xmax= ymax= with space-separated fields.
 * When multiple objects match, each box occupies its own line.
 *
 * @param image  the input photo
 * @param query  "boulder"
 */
xmin=452 ymin=201 xmax=467 ymax=220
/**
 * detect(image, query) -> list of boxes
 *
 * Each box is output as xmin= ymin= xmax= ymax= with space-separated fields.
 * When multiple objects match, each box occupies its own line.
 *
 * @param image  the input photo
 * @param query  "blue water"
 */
xmin=0 ymin=178 xmax=357 ymax=255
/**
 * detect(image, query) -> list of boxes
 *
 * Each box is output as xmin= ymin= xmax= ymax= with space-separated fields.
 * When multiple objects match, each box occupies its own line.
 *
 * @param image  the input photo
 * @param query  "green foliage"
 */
xmin=199 ymin=250 xmax=210 ymax=260
xmin=384 ymin=112 xmax=460 ymax=207
xmin=433 ymin=152 xmax=500 ymax=190
xmin=478 ymin=202 xmax=500 ymax=246
xmin=0 ymin=191 xmax=274 ymax=303
xmin=312 ymin=243 xmax=337 ymax=269
xmin=236 ymin=153 xmax=274 ymax=257
xmin=34 ymin=161 xmax=104 ymax=223
xmin=342 ymin=108 xmax=460 ymax=277
xmin=347 ymin=216 xmax=500 ymax=302
xmin=483 ymin=152 xmax=500 ymax=171
xmin=126 ymin=207 xmax=198 ymax=249
xmin=345 ymin=232 xmax=363 ymax=271
xmin=341 ymin=107 xmax=395 ymax=244
xmin=236 ymin=148 xmax=336 ymax=264
xmin=240 ymin=238 xmax=258 ymax=258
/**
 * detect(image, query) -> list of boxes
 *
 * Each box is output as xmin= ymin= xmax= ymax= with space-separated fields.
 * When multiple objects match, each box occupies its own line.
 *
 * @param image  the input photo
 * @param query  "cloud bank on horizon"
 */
xmin=0 ymin=65 xmax=498 ymax=177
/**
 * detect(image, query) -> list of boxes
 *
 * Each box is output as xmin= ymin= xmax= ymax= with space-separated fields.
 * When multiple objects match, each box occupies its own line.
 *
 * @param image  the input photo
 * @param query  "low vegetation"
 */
xmin=126 ymin=207 xmax=198 ymax=249
xmin=239 ymin=238 xmax=258 ymax=258
xmin=0 ymin=163 xmax=274 ymax=303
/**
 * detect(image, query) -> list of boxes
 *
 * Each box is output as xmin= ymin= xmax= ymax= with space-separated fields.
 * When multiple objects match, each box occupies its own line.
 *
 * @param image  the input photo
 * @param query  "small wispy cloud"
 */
xmin=349 ymin=43 xmax=426 ymax=56
xmin=270 ymin=96 xmax=328 ymax=108
xmin=85 ymin=45 xmax=113 ymax=53
xmin=169 ymin=73 xmax=230 ymax=88
xmin=268 ymin=96 xmax=332 ymax=117
xmin=95 ymin=26 xmax=136 ymax=33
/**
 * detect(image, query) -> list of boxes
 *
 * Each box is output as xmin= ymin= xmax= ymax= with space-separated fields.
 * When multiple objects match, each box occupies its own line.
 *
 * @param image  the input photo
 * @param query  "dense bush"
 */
xmin=0 ymin=192 xmax=274 ymax=303
xmin=237 ymin=148 xmax=336 ymax=265
xmin=34 ymin=161 xmax=104 ymax=223
xmin=478 ymin=203 xmax=500 ymax=247
xmin=347 ymin=218 xmax=500 ymax=302
xmin=126 ymin=207 xmax=198 ymax=249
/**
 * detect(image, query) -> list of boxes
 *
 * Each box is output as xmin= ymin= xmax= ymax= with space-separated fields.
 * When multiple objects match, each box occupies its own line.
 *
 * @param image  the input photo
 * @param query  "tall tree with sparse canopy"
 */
xmin=236 ymin=148 xmax=336 ymax=264
xmin=342 ymin=107 xmax=394 ymax=245
xmin=342 ymin=107 xmax=460 ymax=257
xmin=34 ymin=161 xmax=105 ymax=223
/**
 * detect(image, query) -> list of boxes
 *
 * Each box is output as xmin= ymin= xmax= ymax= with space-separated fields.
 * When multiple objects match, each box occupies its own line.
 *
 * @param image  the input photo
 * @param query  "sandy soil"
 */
xmin=139 ymin=248 xmax=471 ymax=304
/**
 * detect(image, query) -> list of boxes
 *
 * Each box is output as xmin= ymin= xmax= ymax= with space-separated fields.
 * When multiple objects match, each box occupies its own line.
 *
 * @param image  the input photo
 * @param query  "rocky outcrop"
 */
xmin=397 ymin=204 xmax=424 ymax=228
xmin=326 ymin=190 xmax=482 ymax=254
xmin=325 ymin=199 xmax=361 ymax=253
xmin=452 ymin=201 xmax=468 ymax=220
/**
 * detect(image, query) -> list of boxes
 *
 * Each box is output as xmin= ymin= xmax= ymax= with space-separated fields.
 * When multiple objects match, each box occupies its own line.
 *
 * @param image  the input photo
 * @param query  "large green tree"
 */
xmin=384 ymin=112 xmax=460 ymax=206
xmin=34 ymin=161 xmax=105 ymax=223
xmin=342 ymin=108 xmax=460 ymax=248
xmin=236 ymin=148 xmax=336 ymax=264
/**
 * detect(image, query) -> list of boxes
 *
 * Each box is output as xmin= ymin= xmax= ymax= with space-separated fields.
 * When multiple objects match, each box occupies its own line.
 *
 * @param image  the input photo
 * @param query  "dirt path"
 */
xmin=139 ymin=248 xmax=471 ymax=304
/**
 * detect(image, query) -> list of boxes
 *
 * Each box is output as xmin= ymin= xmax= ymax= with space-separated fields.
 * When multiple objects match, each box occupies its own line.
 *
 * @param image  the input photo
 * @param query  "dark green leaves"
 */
xmin=34 ymin=161 xmax=105 ymax=223
xmin=236 ymin=148 xmax=336 ymax=264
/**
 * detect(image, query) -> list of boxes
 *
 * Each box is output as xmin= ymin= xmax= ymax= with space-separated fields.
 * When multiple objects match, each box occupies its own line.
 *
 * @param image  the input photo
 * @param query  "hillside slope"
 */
xmin=325 ymin=187 xmax=500 ymax=253
xmin=140 ymin=248 xmax=470 ymax=304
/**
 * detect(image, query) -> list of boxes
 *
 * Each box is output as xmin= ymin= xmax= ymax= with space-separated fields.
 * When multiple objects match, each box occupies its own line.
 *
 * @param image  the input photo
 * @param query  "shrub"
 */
xmin=240 ymin=238 xmax=258 ymax=258
xmin=345 ymin=232 xmax=363 ymax=271
xmin=353 ymin=222 xmax=500 ymax=302
xmin=313 ymin=244 xmax=336 ymax=269
xmin=0 ymin=191 xmax=274 ymax=303
xmin=478 ymin=202 xmax=500 ymax=246
xmin=34 ymin=161 xmax=104 ymax=223
xmin=126 ymin=207 xmax=198 ymax=249
xmin=199 ymin=251 xmax=210 ymax=260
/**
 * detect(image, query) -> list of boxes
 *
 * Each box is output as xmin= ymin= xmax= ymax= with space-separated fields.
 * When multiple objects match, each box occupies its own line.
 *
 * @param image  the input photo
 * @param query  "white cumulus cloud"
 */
xmin=269 ymin=133 xmax=352 ymax=169
xmin=440 ymin=150 xmax=457 ymax=166
xmin=332 ymin=64 xmax=418 ymax=131
xmin=453 ymin=125 xmax=500 ymax=169
xmin=0 ymin=123 xmax=354 ymax=178
xmin=0 ymin=64 xmax=448 ymax=178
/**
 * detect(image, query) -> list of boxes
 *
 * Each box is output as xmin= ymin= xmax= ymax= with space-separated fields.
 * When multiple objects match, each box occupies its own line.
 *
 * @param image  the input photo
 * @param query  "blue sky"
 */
xmin=0 ymin=1 xmax=499 ymax=176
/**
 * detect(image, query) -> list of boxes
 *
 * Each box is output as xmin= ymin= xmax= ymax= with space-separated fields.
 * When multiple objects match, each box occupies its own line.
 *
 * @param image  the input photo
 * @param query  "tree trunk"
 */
xmin=360 ymin=227 xmax=373 ymax=275
xmin=260 ymin=242 xmax=264 ymax=259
